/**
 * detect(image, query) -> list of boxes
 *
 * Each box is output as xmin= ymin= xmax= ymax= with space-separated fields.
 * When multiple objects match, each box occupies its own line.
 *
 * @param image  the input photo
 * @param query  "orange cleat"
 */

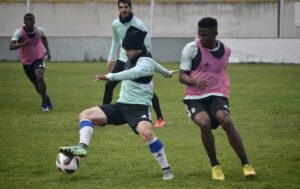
xmin=155 ymin=118 xmax=166 ymax=128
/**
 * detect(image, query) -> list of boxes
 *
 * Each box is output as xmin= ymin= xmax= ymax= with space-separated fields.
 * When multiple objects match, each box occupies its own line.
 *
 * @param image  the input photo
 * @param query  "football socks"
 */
xmin=79 ymin=119 xmax=94 ymax=146
xmin=148 ymin=137 xmax=170 ymax=169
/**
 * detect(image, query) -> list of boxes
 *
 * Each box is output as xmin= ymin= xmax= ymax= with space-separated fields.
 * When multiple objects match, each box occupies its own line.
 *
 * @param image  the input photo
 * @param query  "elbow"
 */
xmin=9 ymin=43 xmax=17 ymax=50
xmin=178 ymin=76 xmax=184 ymax=84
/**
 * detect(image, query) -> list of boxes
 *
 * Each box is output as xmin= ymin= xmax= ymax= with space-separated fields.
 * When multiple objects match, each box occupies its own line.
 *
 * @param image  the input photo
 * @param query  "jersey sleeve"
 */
xmin=180 ymin=42 xmax=198 ymax=71
xmin=132 ymin=17 xmax=152 ymax=51
xmin=153 ymin=60 xmax=172 ymax=78
xmin=106 ymin=57 xmax=154 ymax=81
xmin=11 ymin=29 xmax=22 ymax=41
xmin=144 ymin=32 xmax=152 ymax=52
xmin=37 ymin=27 xmax=45 ymax=37
xmin=108 ymin=22 xmax=121 ymax=61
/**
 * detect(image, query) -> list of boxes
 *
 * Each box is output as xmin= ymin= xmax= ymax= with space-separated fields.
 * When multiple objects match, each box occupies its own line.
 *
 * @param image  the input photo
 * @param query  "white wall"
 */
xmin=1 ymin=37 xmax=300 ymax=63
xmin=1 ymin=1 xmax=299 ymax=37
xmin=1 ymin=1 xmax=299 ymax=63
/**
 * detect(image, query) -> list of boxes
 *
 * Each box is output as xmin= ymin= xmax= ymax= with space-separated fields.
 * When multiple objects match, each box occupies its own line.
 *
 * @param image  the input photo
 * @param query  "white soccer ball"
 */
xmin=56 ymin=153 xmax=80 ymax=174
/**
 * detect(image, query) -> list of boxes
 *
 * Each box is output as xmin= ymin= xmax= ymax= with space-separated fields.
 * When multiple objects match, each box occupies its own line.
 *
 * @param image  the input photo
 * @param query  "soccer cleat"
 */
xmin=212 ymin=165 xmax=225 ymax=181
xmin=162 ymin=168 xmax=174 ymax=180
xmin=59 ymin=145 xmax=88 ymax=158
xmin=46 ymin=95 xmax=53 ymax=110
xmin=41 ymin=101 xmax=49 ymax=112
xmin=155 ymin=118 xmax=166 ymax=128
xmin=243 ymin=164 xmax=256 ymax=178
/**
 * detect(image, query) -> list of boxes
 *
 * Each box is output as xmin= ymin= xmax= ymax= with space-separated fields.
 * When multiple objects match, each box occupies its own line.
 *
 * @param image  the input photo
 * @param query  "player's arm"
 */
xmin=9 ymin=29 xmax=30 ymax=50
xmin=179 ymin=70 xmax=208 ymax=91
xmin=107 ymin=25 xmax=121 ymax=71
xmin=178 ymin=43 xmax=208 ymax=91
xmin=96 ymin=59 xmax=153 ymax=81
xmin=144 ymin=31 xmax=151 ymax=51
xmin=138 ymin=22 xmax=152 ymax=51
xmin=9 ymin=40 xmax=28 ymax=50
xmin=41 ymin=36 xmax=51 ymax=61
xmin=38 ymin=27 xmax=51 ymax=61
xmin=154 ymin=60 xmax=177 ymax=78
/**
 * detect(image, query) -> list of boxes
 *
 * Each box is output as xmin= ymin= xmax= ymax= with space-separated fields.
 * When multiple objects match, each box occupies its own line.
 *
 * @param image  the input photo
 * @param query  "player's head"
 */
xmin=118 ymin=0 xmax=132 ymax=19
xmin=23 ymin=13 xmax=35 ymax=29
xmin=197 ymin=17 xmax=218 ymax=49
xmin=122 ymin=26 xmax=147 ymax=60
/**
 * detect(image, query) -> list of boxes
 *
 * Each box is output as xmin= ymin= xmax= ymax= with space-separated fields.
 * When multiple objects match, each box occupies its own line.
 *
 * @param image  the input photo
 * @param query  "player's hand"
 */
xmin=94 ymin=74 xmax=107 ymax=81
xmin=21 ymin=39 xmax=32 ymax=46
xmin=194 ymin=79 xmax=208 ymax=92
xmin=170 ymin=70 xmax=178 ymax=77
xmin=45 ymin=51 xmax=51 ymax=61
xmin=107 ymin=61 xmax=115 ymax=72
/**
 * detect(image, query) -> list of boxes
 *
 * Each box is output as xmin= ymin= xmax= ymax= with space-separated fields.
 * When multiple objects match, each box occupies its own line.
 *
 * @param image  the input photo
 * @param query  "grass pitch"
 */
xmin=0 ymin=62 xmax=299 ymax=189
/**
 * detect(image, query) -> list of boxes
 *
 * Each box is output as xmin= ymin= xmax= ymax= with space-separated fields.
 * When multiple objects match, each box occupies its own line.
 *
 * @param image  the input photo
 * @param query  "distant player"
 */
xmin=9 ymin=13 xmax=53 ymax=112
xmin=179 ymin=17 xmax=256 ymax=180
xmin=104 ymin=0 xmax=166 ymax=127
xmin=59 ymin=26 xmax=176 ymax=180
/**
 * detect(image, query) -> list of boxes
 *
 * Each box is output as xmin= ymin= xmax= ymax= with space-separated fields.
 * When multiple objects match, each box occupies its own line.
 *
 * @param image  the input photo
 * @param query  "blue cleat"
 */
xmin=46 ymin=95 xmax=53 ymax=110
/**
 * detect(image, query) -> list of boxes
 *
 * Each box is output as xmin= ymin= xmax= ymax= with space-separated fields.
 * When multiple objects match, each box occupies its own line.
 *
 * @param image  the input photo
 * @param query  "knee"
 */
xmin=35 ymin=74 xmax=44 ymax=81
xmin=79 ymin=109 xmax=90 ymax=120
xmin=217 ymin=113 xmax=232 ymax=127
xmin=216 ymin=112 xmax=235 ymax=132
xmin=137 ymin=122 xmax=154 ymax=141
xmin=194 ymin=117 xmax=211 ymax=132
xmin=142 ymin=130 xmax=154 ymax=141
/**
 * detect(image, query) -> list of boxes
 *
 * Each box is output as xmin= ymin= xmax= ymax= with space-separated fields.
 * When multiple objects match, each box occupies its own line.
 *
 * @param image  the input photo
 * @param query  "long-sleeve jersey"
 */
xmin=107 ymin=16 xmax=151 ymax=63
xmin=106 ymin=54 xmax=172 ymax=106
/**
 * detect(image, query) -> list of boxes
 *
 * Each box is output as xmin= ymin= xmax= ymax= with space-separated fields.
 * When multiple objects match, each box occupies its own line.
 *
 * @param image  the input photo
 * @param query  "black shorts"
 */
xmin=99 ymin=102 xmax=152 ymax=134
xmin=183 ymin=96 xmax=230 ymax=129
xmin=23 ymin=59 xmax=44 ymax=84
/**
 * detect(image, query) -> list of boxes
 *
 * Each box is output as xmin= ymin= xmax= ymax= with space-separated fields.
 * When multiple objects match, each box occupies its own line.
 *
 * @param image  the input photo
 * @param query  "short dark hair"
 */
xmin=118 ymin=0 xmax=132 ymax=8
xmin=198 ymin=17 xmax=217 ymax=29
xmin=24 ymin=13 xmax=35 ymax=20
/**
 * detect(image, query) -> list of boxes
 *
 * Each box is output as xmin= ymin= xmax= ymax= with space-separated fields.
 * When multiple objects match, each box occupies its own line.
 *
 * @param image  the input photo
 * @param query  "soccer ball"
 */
xmin=56 ymin=153 xmax=80 ymax=174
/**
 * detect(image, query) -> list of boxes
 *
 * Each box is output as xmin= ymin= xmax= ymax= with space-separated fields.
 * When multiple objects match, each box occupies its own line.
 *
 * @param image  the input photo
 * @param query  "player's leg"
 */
xmin=23 ymin=62 xmax=49 ymax=111
xmin=102 ymin=60 xmax=124 ymax=104
xmin=34 ymin=68 xmax=48 ymax=109
xmin=136 ymin=120 xmax=174 ymax=180
xmin=152 ymin=93 xmax=165 ymax=127
xmin=193 ymin=112 xmax=224 ymax=180
xmin=59 ymin=106 xmax=108 ymax=157
xmin=212 ymin=97 xmax=256 ymax=178
xmin=184 ymin=99 xmax=224 ymax=180
xmin=33 ymin=59 xmax=51 ymax=111
xmin=124 ymin=104 xmax=173 ymax=180
xmin=103 ymin=80 xmax=120 ymax=104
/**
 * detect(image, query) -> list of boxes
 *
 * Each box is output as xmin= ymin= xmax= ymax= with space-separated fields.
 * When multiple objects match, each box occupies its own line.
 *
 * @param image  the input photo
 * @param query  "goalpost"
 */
xmin=26 ymin=0 xmax=30 ymax=13
xmin=278 ymin=0 xmax=285 ymax=38
xmin=150 ymin=0 xmax=155 ymax=37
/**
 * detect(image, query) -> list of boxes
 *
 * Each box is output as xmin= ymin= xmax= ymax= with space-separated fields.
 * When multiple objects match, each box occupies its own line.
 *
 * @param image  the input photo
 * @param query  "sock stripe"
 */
xmin=80 ymin=119 xmax=94 ymax=129
xmin=149 ymin=139 xmax=163 ymax=153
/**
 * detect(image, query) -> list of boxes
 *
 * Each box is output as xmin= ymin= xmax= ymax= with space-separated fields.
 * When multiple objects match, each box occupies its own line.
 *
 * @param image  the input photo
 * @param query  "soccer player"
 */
xmin=179 ymin=17 xmax=256 ymax=181
xmin=9 ymin=13 xmax=53 ymax=112
xmin=59 ymin=26 xmax=176 ymax=180
xmin=104 ymin=0 xmax=166 ymax=127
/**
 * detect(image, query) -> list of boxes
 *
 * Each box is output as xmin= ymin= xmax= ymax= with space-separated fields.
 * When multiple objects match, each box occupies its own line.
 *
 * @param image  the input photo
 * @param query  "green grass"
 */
xmin=0 ymin=62 xmax=299 ymax=189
